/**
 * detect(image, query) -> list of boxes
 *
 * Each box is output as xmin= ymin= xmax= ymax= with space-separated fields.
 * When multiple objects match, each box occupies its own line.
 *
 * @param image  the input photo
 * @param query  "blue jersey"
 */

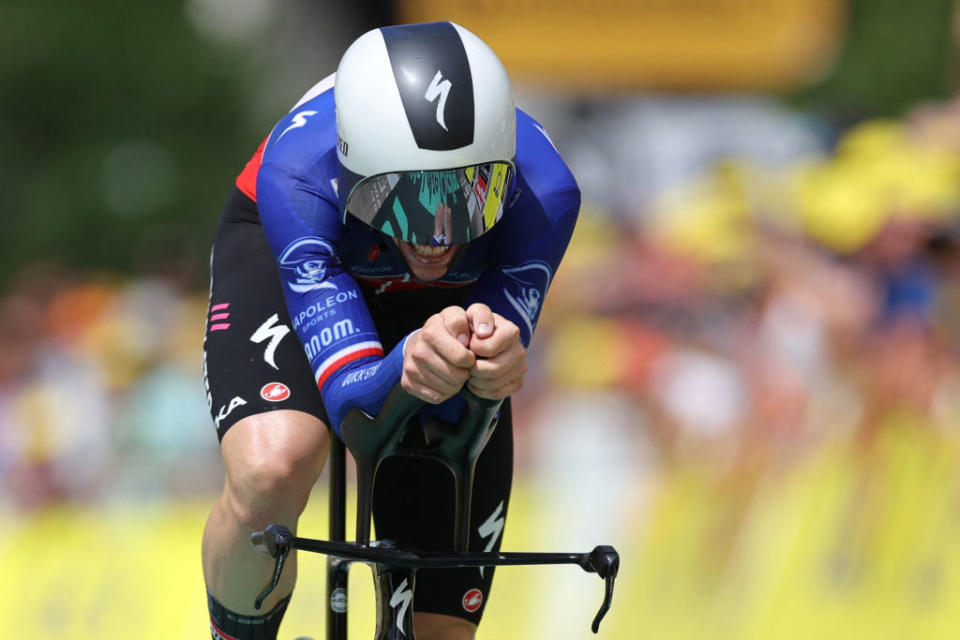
xmin=235 ymin=76 xmax=580 ymax=434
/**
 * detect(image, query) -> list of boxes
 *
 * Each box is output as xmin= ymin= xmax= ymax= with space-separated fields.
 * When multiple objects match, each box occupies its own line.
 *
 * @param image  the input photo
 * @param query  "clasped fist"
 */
xmin=401 ymin=303 xmax=526 ymax=404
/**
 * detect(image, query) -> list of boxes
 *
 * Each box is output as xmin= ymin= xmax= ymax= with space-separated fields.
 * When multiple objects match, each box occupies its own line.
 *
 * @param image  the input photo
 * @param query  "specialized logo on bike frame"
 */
xmin=500 ymin=261 xmax=553 ymax=337
xmin=277 ymin=237 xmax=337 ymax=293
xmin=260 ymin=382 xmax=291 ymax=402
xmin=390 ymin=577 xmax=413 ymax=634
xmin=462 ymin=588 xmax=484 ymax=613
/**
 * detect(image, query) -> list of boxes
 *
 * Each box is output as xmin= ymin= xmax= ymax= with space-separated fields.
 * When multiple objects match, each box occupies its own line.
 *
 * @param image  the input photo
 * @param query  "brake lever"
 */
xmin=584 ymin=545 xmax=620 ymax=633
xmin=250 ymin=524 xmax=293 ymax=610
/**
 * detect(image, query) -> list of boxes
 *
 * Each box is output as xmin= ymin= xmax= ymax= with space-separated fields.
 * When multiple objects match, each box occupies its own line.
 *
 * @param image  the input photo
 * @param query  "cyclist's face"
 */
xmin=395 ymin=239 xmax=461 ymax=281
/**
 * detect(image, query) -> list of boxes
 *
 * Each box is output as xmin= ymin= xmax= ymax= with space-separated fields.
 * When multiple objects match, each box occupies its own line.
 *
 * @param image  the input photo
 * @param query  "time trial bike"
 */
xmin=251 ymin=383 xmax=620 ymax=639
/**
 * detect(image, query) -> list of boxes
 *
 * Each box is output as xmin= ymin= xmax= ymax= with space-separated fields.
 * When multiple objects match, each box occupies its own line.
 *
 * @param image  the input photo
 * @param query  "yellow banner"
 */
xmin=398 ymin=0 xmax=845 ymax=91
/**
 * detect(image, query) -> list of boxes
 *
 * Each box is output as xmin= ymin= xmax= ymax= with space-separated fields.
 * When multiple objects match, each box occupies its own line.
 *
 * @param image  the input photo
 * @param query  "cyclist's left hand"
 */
xmin=464 ymin=303 xmax=527 ymax=399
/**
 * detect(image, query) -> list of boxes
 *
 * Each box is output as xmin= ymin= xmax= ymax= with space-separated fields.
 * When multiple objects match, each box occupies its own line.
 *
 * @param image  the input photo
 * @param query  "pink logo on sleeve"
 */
xmin=209 ymin=302 xmax=231 ymax=332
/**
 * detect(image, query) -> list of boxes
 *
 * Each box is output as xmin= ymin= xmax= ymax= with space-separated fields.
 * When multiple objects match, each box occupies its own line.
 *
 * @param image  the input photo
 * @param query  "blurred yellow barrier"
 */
xmin=0 ymin=486 xmax=619 ymax=639
xmin=398 ymin=0 xmax=844 ymax=91
xmin=3 ymin=423 xmax=960 ymax=639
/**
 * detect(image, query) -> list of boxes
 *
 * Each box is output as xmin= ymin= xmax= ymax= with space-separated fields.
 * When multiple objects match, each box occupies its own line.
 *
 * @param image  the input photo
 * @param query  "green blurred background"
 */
xmin=5 ymin=0 xmax=960 ymax=638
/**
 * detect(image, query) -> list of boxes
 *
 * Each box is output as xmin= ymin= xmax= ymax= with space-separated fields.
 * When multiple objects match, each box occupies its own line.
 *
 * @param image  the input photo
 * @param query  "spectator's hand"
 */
xmin=464 ymin=303 xmax=527 ymax=399
xmin=402 ymin=306 xmax=476 ymax=404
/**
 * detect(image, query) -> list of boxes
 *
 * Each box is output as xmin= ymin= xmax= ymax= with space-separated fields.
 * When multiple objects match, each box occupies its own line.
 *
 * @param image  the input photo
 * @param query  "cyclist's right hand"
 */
xmin=401 ymin=306 xmax=477 ymax=404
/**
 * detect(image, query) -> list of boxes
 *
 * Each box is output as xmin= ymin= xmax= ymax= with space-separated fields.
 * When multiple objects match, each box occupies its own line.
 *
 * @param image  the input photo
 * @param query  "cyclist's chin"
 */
xmin=397 ymin=241 xmax=460 ymax=282
xmin=410 ymin=264 xmax=449 ymax=281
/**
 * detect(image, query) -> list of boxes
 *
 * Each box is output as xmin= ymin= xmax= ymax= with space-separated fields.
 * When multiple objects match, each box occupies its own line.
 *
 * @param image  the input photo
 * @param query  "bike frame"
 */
xmin=327 ymin=435 xmax=349 ymax=639
xmin=251 ymin=385 xmax=619 ymax=639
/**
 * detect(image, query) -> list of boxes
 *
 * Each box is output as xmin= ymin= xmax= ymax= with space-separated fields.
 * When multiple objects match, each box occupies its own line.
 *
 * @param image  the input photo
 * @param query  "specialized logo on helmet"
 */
xmin=278 ymin=237 xmax=337 ymax=293
xmin=500 ymin=261 xmax=553 ymax=338
xmin=381 ymin=22 xmax=474 ymax=151
xmin=462 ymin=588 xmax=484 ymax=613
xmin=424 ymin=70 xmax=452 ymax=131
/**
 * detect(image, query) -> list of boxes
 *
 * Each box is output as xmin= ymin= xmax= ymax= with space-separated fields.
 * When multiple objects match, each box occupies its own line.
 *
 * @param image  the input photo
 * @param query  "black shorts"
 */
xmin=203 ymin=187 xmax=514 ymax=624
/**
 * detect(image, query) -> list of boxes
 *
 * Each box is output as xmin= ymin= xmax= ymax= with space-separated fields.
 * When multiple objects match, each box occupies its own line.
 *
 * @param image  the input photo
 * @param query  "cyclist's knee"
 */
xmin=221 ymin=410 xmax=330 ymax=528
xmin=227 ymin=458 xmax=311 ymax=528
xmin=413 ymin=612 xmax=476 ymax=640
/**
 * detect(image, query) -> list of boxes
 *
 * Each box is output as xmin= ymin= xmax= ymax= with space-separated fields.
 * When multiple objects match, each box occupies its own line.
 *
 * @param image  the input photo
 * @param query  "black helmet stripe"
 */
xmin=381 ymin=22 xmax=475 ymax=151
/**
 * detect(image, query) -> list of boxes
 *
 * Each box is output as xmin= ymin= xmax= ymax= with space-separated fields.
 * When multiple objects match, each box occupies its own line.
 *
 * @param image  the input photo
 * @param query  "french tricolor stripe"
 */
xmin=315 ymin=341 xmax=384 ymax=390
xmin=210 ymin=620 xmax=239 ymax=640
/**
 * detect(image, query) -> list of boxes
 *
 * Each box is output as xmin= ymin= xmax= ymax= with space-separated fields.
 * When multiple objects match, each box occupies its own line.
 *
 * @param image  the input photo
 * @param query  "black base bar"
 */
xmin=253 ymin=523 xmax=619 ymax=633
xmin=295 ymin=536 xmax=606 ymax=572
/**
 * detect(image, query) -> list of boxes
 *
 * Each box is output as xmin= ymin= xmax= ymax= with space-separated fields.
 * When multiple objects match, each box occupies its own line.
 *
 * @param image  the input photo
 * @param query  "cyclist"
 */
xmin=201 ymin=21 xmax=579 ymax=640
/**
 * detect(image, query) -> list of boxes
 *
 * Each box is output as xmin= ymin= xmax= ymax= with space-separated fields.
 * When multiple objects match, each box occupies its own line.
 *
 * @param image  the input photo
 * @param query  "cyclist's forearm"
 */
xmin=320 ymin=334 xmax=409 ymax=436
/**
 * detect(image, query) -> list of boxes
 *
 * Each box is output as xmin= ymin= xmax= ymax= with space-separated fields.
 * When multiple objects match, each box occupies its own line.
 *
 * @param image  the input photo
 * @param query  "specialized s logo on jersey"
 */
xmin=500 ymin=261 xmax=553 ymax=338
xmin=277 ymin=237 xmax=338 ymax=293
xmin=477 ymin=500 xmax=505 ymax=578
xmin=250 ymin=313 xmax=290 ymax=370
xmin=276 ymin=109 xmax=318 ymax=142
xmin=425 ymin=70 xmax=452 ymax=131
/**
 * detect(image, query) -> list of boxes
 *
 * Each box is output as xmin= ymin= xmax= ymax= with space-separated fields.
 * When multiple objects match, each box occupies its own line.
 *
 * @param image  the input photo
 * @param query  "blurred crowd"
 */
xmin=526 ymin=95 xmax=960 ymax=611
xmin=4 ymin=94 xmax=960 ymax=528
xmin=0 ymin=269 xmax=217 ymax=509
xmin=542 ymin=104 xmax=960 ymax=462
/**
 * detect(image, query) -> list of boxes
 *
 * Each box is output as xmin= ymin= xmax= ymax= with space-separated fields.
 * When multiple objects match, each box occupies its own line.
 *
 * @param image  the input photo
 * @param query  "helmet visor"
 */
xmin=344 ymin=162 xmax=513 ymax=246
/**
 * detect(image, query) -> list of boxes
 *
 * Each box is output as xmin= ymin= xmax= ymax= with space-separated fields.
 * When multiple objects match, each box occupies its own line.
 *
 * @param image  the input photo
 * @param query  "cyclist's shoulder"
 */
xmin=513 ymin=108 xmax=579 ymax=204
xmin=261 ymin=74 xmax=339 ymax=170
xmin=488 ymin=109 xmax=579 ymax=251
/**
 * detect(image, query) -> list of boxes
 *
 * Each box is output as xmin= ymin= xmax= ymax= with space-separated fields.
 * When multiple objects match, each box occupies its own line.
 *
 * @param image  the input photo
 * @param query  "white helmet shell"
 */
xmin=335 ymin=22 xmax=516 ymax=199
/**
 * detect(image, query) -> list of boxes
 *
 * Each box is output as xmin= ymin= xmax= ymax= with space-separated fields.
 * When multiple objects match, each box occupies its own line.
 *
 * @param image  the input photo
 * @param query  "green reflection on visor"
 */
xmin=345 ymin=162 xmax=512 ymax=246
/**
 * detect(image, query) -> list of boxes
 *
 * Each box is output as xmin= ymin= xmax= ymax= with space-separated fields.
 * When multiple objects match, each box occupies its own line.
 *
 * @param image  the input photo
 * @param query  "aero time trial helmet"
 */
xmin=335 ymin=22 xmax=516 ymax=247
